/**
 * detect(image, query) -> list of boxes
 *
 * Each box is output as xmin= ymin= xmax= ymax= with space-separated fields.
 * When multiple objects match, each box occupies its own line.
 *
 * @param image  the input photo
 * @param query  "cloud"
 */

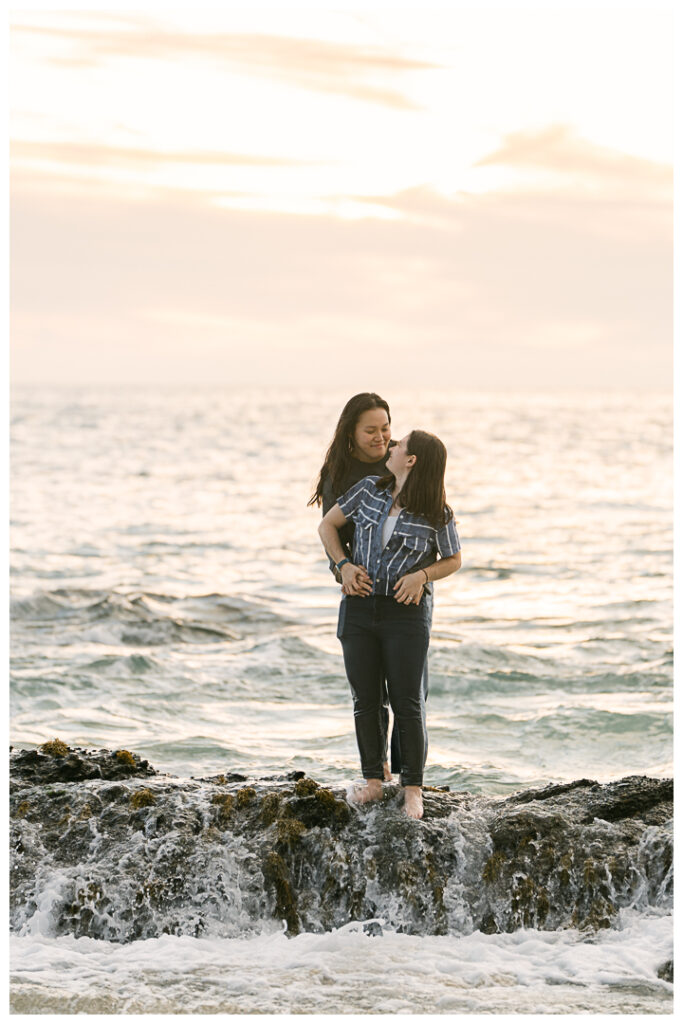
xmin=12 ymin=20 xmax=436 ymax=109
xmin=11 ymin=139 xmax=322 ymax=172
xmin=475 ymin=124 xmax=672 ymax=195
xmin=349 ymin=126 xmax=672 ymax=238
xmin=10 ymin=174 xmax=671 ymax=390
xmin=355 ymin=182 xmax=671 ymax=244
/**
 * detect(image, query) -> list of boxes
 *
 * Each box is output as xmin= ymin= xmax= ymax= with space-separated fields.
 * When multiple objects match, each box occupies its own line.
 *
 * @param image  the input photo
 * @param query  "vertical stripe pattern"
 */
xmin=336 ymin=476 xmax=460 ymax=596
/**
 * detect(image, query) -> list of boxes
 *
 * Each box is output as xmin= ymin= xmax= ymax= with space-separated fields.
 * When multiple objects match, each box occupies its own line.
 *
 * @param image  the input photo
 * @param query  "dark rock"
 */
xmin=9 ymin=747 xmax=673 ymax=944
xmin=506 ymin=778 xmax=598 ymax=804
xmin=363 ymin=921 xmax=383 ymax=936
xmin=579 ymin=776 xmax=673 ymax=825
xmin=10 ymin=745 xmax=157 ymax=786
xmin=657 ymin=959 xmax=673 ymax=983
xmin=196 ymin=772 xmax=248 ymax=785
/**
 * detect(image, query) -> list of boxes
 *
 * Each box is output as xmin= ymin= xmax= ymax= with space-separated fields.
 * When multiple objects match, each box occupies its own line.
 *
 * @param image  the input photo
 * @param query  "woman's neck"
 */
xmin=351 ymin=449 xmax=385 ymax=465
xmin=391 ymin=471 xmax=410 ymax=505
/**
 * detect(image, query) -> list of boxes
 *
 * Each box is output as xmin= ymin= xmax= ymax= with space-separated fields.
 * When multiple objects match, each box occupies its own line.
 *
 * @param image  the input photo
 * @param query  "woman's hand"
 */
xmin=341 ymin=563 xmax=372 ymax=597
xmin=342 ymin=564 xmax=372 ymax=595
xmin=393 ymin=572 xmax=425 ymax=605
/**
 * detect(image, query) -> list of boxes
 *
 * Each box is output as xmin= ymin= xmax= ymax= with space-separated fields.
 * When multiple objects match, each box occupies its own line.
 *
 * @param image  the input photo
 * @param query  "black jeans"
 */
xmin=337 ymin=595 xmax=431 ymax=787
xmin=385 ymin=588 xmax=432 ymax=773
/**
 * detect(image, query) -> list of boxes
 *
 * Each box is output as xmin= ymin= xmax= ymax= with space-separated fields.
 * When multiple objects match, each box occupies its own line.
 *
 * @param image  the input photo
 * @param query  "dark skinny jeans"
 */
xmin=337 ymin=594 xmax=431 ymax=787
xmin=384 ymin=588 xmax=432 ymax=772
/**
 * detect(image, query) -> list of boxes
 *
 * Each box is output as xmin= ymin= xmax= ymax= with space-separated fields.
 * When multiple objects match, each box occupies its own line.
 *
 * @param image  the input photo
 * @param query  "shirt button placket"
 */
xmin=370 ymin=524 xmax=382 ymax=598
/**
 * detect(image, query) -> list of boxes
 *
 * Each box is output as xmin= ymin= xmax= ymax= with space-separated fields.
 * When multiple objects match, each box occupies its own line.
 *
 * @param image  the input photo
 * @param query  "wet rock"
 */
xmin=578 ymin=776 xmax=673 ymax=826
xmin=9 ymin=746 xmax=672 ymax=943
xmin=129 ymin=788 xmax=156 ymax=809
xmin=198 ymin=772 xmax=248 ymax=785
xmin=363 ymin=921 xmax=383 ymax=936
xmin=11 ymin=744 xmax=157 ymax=786
xmin=657 ymin=959 xmax=673 ymax=983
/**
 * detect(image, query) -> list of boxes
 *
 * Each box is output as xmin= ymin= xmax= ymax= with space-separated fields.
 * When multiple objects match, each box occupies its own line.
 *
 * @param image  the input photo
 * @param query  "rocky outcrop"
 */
xmin=10 ymin=743 xmax=672 ymax=943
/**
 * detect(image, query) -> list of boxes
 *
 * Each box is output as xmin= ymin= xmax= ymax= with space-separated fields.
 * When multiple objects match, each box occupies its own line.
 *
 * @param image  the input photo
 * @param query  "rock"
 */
xmin=657 ymin=959 xmax=673 ymax=983
xmin=11 ymin=744 xmax=157 ymax=786
xmin=363 ymin=921 xmax=383 ymax=936
xmin=9 ymin=746 xmax=673 ymax=943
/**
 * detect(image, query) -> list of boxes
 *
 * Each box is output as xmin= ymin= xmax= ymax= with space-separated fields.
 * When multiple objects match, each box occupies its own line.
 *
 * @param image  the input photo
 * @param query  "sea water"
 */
xmin=10 ymin=388 xmax=673 ymax=1013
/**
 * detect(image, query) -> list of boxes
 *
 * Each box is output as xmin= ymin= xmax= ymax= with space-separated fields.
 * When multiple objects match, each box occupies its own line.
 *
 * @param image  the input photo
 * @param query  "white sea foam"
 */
xmin=10 ymin=909 xmax=672 ymax=1014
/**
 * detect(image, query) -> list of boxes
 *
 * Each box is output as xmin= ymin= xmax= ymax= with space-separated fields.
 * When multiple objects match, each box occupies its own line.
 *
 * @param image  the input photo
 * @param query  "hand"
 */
xmin=393 ymin=572 xmax=424 ymax=605
xmin=341 ymin=563 xmax=372 ymax=597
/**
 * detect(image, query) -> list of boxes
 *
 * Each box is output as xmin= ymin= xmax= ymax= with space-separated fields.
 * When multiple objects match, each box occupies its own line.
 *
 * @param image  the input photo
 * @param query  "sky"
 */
xmin=9 ymin=1 xmax=673 ymax=390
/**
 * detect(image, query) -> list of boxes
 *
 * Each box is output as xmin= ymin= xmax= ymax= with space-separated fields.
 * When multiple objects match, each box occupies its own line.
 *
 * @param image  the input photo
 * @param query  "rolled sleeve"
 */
xmin=337 ymin=478 xmax=369 ymax=522
xmin=436 ymin=516 xmax=461 ymax=557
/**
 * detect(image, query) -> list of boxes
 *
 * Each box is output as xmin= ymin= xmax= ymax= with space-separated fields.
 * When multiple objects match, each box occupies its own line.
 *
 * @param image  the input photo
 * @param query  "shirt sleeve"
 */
xmin=336 ymin=478 xmax=368 ymax=522
xmin=436 ymin=515 xmax=461 ymax=557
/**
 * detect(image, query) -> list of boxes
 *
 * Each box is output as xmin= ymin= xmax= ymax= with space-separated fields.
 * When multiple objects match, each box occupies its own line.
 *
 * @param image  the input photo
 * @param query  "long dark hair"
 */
xmin=377 ymin=429 xmax=453 ymax=529
xmin=308 ymin=392 xmax=391 ymax=507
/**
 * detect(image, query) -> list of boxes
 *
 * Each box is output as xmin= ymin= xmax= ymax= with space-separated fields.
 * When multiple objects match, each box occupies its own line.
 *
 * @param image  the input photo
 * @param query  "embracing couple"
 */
xmin=310 ymin=393 xmax=461 ymax=820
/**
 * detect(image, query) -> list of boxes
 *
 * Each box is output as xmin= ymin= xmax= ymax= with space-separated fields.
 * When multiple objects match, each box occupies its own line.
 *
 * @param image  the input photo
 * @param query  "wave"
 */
xmin=9 ymin=912 xmax=673 ymax=1014
xmin=10 ymin=588 xmax=291 ymax=646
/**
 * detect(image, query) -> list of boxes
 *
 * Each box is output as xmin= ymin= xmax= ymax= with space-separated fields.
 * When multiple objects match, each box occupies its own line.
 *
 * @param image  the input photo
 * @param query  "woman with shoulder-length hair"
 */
xmin=318 ymin=429 xmax=461 ymax=819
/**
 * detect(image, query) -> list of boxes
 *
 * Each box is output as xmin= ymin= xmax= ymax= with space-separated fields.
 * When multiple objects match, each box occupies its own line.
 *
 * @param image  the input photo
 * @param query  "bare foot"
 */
xmin=383 ymin=761 xmax=393 ymax=782
xmin=403 ymin=786 xmax=423 ymax=819
xmin=348 ymin=779 xmax=383 ymax=805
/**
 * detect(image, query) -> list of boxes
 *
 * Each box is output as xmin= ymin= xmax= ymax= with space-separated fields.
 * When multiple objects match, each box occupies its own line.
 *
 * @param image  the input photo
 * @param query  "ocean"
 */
xmin=9 ymin=387 xmax=673 ymax=1013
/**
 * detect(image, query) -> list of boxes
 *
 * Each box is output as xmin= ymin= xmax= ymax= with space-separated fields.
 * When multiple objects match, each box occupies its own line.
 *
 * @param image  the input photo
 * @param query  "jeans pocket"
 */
xmin=393 ymin=600 xmax=430 ymax=641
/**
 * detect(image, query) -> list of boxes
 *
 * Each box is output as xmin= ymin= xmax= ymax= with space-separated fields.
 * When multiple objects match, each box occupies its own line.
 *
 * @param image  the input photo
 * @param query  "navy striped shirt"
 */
xmin=337 ymin=476 xmax=461 ymax=597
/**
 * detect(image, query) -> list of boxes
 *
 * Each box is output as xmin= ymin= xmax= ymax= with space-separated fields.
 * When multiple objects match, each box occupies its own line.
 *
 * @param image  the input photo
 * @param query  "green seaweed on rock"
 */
xmin=312 ymin=787 xmax=351 ymax=827
xmin=558 ymin=853 xmax=573 ymax=887
xmin=263 ymin=851 xmax=300 ymax=936
xmin=510 ymin=875 xmax=550 ymax=928
xmin=130 ymin=788 xmax=156 ymax=809
xmin=482 ymin=851 xmax=506 ymax=883
xmin=259 ymin=792 xmax=281 ymax=825
xmin=40 ymin=739 xmax=70 ymax=757
xmin=236 ymin=787 xmax=257 ymax=808
xmin=115 ymin=750 xmax=136 ymax=767
xmin=211 ymin=793 xmax=235 ymax=826
xmin=294 ymin=778 xmax=319 ymax=797
xmin=275 ymin=818 xmax=307 ymax=848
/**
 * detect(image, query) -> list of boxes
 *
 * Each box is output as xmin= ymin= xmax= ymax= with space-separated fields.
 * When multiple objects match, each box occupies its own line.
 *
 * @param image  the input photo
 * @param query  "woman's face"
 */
xmin=351 ymin=408 xmax=391 ymax=463
xmin=385 ymin=433 xmax=415 ymax=476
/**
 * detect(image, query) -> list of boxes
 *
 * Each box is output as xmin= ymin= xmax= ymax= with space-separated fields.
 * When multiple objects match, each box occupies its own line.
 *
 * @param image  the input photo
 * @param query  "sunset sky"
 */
xmin=9 ymin=2 xmax=673 ymax=390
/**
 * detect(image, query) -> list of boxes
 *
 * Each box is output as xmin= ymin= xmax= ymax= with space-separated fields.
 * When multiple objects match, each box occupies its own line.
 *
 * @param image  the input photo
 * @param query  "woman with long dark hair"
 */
xmin=309 ymin=393 xmax=396 ymax=779
xmin=309 ymin=392 xmax=392 ymax=523
xmin=318 ymin=430 xmax=461 ymax=819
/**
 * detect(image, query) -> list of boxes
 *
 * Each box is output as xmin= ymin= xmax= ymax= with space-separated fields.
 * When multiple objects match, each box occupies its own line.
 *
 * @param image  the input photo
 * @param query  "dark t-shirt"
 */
xmin=321 ymin=453 xmax=390 ymax=574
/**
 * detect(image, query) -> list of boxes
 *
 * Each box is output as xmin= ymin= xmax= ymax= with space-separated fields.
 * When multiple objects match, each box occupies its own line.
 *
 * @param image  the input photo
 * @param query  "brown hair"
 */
xmin=376 ymin=429 xmax=453 ymax=529
xmin=308 ymin=392 xmax=391 ymax=507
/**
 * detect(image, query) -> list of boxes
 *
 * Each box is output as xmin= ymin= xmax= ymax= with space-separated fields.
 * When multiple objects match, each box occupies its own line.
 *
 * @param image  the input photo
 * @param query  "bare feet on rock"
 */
xmin=403 ymin=786 xmax=423 ymax=819
xmin=348 ymin=779 xmax=383 ymax=805
xmin=383 ymin=761 xmax=393 ymax=782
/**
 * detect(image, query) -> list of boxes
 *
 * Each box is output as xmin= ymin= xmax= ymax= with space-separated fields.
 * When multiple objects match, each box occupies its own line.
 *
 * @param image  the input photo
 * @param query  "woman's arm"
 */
xmin=318 ymin=505 xmax=372 ymax=596
xmin=423 ymin=551 xmax=462 ymax=582
xmin=318 ymin=503 xmax=350 ymax=566
xmin=393 ymin=552 xmax=462 ymax=604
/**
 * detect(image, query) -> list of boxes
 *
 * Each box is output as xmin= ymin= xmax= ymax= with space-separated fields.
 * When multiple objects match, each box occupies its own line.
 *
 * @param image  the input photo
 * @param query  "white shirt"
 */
xmin=381 ymin=513 xmax=399 ymax=548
